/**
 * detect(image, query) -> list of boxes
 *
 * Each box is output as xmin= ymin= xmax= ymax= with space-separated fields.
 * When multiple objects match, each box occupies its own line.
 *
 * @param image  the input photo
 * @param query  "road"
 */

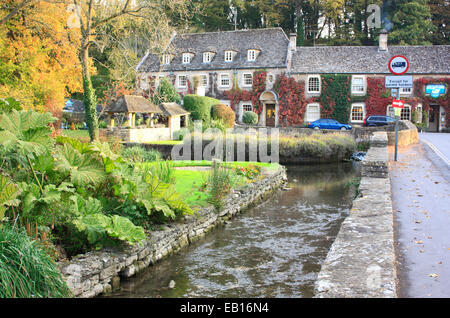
xmin=390 ymin=133 xmax=450 ymax=298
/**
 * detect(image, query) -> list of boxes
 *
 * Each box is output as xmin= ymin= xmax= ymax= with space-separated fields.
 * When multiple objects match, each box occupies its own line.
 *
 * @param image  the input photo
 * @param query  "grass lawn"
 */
xmin=141 ymin=160 xmax=281 ymax=209
xmin=61 ymin=129 xmax=90 ymax=141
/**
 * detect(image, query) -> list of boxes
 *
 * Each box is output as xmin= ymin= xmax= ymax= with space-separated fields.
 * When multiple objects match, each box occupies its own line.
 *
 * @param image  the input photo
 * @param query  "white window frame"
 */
xmin=307 ymin=75 xmax=321 ymax=94
xmin=203 ymin=52 xmax=213 ymax=63
xmin=247 ymin=49 xmax=257 ymax=61
xmin=224 ymin=51 xmax=234 ymax=62
xmin=219 ymin=73 xmax=230 ymax=88
xmin=351 ymin=75 xmax=366 ymax=94
xmin=242 ymin=103 xmax=253 ymax=112
xmin=178 ymin=75 xmax=187 ymax=89
xmin=350 ymin=103 xmax=365 ymax=123
xmin=242 ymin=73 xmax=253 ymax=87
xmin=267 ymin=73 xmax=274 ymax=84
xmin=387 ymin=104 xmax=411 ymax=121
xmin=399 ymin=87 xmax=412 ymax=95
xmin=305 ymin=103 xmax=321 ymax=122
xmin=162 ymin=54 xmax=171 ymax=65
xmin=198 ymin=74 xmax=208 ymax=88
xmin=220 ymin=100 xmax=231 ymax=107
xmin=182 ymin=53 xmax=191 ymax=64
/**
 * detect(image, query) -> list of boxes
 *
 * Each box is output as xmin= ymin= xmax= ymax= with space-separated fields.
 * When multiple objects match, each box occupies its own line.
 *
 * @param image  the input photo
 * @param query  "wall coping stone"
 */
xmin=314 ymin=131 xmax=397 ymax=298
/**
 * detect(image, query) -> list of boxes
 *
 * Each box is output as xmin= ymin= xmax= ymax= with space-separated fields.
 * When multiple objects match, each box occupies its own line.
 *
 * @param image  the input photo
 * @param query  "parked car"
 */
xmin=308 ymin=118 xmax=352 ymax=130
xmin=363 ymin=115 xmax=395 ymax=127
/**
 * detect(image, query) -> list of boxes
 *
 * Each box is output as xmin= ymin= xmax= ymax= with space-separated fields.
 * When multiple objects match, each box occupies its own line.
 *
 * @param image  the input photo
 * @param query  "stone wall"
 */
xmin=58 ymin=168 xmax=287 ymax=298
xmin=314 ymin=131 xmax=398 ymax=298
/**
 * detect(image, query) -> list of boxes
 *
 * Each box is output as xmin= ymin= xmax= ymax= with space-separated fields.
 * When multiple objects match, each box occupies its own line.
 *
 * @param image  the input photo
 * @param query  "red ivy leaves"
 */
xmin=276 ymin=75 xmax=305 ymax=127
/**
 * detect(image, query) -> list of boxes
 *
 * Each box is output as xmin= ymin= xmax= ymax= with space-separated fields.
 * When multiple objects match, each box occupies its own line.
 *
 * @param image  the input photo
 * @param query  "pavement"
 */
xmin=389 ymin=132 xmax=450 ymax=298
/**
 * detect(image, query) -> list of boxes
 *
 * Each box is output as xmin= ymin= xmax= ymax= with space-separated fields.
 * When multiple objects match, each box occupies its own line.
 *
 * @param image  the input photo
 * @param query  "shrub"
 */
xmin=0 ymin=223 xmax=71 ymax=298
xmin=211 ymin=104 xmax=235 ymax=128
xmin=205 ymin=162 xmax=233 ymax=211
xmin=183 ymin=95 xmax=219 ymax=123
xmin=151 ymin=77 xmax=181 ymax=104
xmin=0 ymin=97 xmax=22 ymax=114
xmin=242 ymin=111 xmax=258 ymax=125
xmin=121 ymin=146 xmax=162 ymax=162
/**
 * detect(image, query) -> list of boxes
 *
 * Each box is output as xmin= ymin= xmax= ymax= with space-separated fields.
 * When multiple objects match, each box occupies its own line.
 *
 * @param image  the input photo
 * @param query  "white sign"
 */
xmin=385 ymin=75 xmax=413 ymax=88
xmin=388 ymin=55 xmax=409 ymax=75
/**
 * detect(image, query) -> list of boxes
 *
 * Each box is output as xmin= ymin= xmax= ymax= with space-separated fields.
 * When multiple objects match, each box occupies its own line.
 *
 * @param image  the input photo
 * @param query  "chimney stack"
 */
xmin=379 ymin=29 xmax=388 ymax=52
xmin=289 ymin=33 xmax=297 ymax=52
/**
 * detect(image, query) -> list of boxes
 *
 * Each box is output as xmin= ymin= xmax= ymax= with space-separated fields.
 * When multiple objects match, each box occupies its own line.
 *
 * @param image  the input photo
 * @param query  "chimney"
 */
xmin=379 ymin=29 xmax=388 ymax=52
xmin=289 ymin=33 xmax=297 ymax=52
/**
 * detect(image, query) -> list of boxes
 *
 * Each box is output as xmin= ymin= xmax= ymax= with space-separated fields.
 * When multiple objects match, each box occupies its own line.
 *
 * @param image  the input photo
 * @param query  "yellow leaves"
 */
xmin=0 ymin=1 xmax=83 ymax=110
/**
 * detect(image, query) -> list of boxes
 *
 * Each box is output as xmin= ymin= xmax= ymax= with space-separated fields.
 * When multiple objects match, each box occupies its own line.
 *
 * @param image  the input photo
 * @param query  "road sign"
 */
xmin=392 ymin=99 xmax=405 ymax=108
xmin=388 ymin=55 xmax=409 ymax=75
xmin=385 ymin=75 xmax=413 ymax=88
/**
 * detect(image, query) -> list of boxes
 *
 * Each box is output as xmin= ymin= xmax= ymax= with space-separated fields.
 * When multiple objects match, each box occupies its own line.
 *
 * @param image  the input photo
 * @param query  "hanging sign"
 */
xmin=392 ymin=99 xmax=405 ymax=108
xmin=388 ymin=55 xmax=409 ymax=75
xmin=425 ymin=84 xmax=446 ymax=98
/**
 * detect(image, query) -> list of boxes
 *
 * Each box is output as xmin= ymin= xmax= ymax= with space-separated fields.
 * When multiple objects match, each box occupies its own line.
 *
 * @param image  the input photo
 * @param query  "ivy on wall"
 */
xmin=319 ymin=75 xmax=351 ymax=124
xmin=274 ymin=74 xmax=306 ymax=127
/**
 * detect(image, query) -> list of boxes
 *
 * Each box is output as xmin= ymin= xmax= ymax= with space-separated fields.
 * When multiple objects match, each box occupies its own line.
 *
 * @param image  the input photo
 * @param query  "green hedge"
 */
xmin=183 ymin=95 xmax=219 ymax=123
xmin=242 ymin=111 xmax=258 ymax=125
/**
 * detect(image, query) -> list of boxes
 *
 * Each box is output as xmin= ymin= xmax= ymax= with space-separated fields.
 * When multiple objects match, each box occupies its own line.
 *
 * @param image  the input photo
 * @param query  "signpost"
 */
xmin=387 ymin=55 xmax=411 ymax=161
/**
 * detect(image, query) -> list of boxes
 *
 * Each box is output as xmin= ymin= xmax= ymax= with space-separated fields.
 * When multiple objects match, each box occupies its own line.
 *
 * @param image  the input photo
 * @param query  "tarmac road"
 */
xmin=390 ymin=134 xmax=450 ymax=298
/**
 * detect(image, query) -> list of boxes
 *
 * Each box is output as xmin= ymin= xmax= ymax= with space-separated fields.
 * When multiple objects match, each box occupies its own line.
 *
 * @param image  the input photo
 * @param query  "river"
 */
xmin=104 ymin=162 xmax=360 ymax=298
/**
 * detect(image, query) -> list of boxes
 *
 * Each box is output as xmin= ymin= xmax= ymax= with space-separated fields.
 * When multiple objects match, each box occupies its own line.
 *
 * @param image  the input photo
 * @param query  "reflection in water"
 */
xmin=104 ymin=162 xmax=360 ymax=298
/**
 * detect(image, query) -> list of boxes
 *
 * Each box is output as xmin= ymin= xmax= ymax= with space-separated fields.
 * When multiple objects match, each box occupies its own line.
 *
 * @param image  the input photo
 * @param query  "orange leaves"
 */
xmin=0 ymin=1 xmax=83 ymax=110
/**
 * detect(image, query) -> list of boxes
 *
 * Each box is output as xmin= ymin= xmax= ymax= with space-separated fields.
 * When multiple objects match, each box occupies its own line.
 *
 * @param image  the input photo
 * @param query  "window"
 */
xmin=162 ymin=54 xmax=171 ymax=65
xmin=351 ymin=76 xmax=366 ymax=94
xmin=351 ymin=103 xmax=365 ymax=122
xmin=305 ymin=103 xmax=320 ymax=122
xmin=203 ymin=52 xmax=213 ymax=63
xmin=268 ymin=74 xmax=274 ymax=83
xmin=243 ymin=73 xmax=253 ymax=87
xmin=219 ymin=74 xmax=230 ymax=88
xmin=387 ymin=104 xmax=411 ymax=120
xmin=247 ymin=49 xmax=257 ymax=61
xmin=200 ymin=74 xmax=208 ymax=87
xmin=399 ymin=87 xmax=412 ymax=95
xmin=182 ymin=53 xmax=191 ymax=64
xmin=242 ymin=103 xmax=253 ymax=112
xmin=307 ymin=76 xmax=321 ymax=93
xmin=224 ymin=51 xmax=234 ymax=62
xmin=178 ymin=75 xmax=187 ymax=88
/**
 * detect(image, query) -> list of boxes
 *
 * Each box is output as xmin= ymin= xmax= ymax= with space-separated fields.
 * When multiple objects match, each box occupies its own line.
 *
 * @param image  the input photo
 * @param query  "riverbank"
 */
xmin=314 ymin=131 xmax=398 ymax=297
xmin=58 ymin=166 xmax=287 ymax=298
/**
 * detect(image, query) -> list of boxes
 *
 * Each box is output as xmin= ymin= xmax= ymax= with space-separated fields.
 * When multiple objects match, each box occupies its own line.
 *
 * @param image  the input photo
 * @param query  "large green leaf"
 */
xmin=54 ymin=144 xmax=106 ymax=186
xmin=106 ymin=215 xmax=146 ymax=244
xmin=0 ymin=109 xmax=56 ymax=157
xmin=0 ymin=175 xmax=21 ymax=220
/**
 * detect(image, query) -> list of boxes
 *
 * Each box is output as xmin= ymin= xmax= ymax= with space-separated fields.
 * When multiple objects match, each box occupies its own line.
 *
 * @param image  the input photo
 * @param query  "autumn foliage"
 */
xmin=0 ymin=1 xmax=83 ymax=112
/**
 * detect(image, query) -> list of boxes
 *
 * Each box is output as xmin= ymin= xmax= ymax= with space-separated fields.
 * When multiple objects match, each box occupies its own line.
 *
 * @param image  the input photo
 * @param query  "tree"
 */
xmin=428 ymin=0 xmax=450 ymax=44
xmin=68 ymin=0 xmax=190 ymax=141
xmin=0 ymin=1 xmax=82 ymax=115
xmin=389 ymin=0 xmax=436 ymax=45
xmin=297 ymin=16 xmax=305 ymax=46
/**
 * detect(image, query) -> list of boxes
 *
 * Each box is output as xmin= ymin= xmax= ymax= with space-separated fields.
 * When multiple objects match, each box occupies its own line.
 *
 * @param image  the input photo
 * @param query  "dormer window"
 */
xmin=162 ymin=54 xmax=171 ymax=65
xmin=247 ymin=49 xmax=257 ymax=61
xmin=224 ymin=50 xmax=234 ymax=62
xmin=182 ymin=53 xmax=192 ymax=64
xmin=203 ymin=52 xmax=213 ymax=63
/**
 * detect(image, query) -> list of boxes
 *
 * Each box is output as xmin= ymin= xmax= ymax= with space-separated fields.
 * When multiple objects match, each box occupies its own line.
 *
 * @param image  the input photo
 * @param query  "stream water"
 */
xmin=104 ymin=162 xmax=360 ymax=298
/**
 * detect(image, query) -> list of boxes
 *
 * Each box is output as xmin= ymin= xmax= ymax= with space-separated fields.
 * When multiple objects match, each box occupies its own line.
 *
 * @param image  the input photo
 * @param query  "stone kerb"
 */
xmin=314 ymin=131 xmax=397 ymax=298
xmin=59 ymin=167 xmax=287 ymax=298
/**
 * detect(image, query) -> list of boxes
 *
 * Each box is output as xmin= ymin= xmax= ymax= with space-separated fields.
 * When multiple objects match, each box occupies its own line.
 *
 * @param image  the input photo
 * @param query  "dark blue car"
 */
xmin=308 ymin=118 xmax=352 ymax=130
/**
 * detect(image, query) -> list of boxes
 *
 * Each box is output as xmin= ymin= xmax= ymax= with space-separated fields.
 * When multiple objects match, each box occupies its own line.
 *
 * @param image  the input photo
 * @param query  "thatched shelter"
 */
xmin=104 ymin=95 xmax=161 ymax=128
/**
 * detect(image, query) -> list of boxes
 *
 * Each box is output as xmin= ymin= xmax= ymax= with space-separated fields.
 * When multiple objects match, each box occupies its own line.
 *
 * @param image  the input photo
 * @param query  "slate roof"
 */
xmin=291 ymin=45 xmax=450 ymax=74
xmin=64 ymin=99 xmax=103 ymax=114
xmin=137 ymin=28 xmax=290 ymax=72
xmin=159 ymin=102 xmax=190 ymax=116
xmin=104 ymin=95 xmax=160 ymax=113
